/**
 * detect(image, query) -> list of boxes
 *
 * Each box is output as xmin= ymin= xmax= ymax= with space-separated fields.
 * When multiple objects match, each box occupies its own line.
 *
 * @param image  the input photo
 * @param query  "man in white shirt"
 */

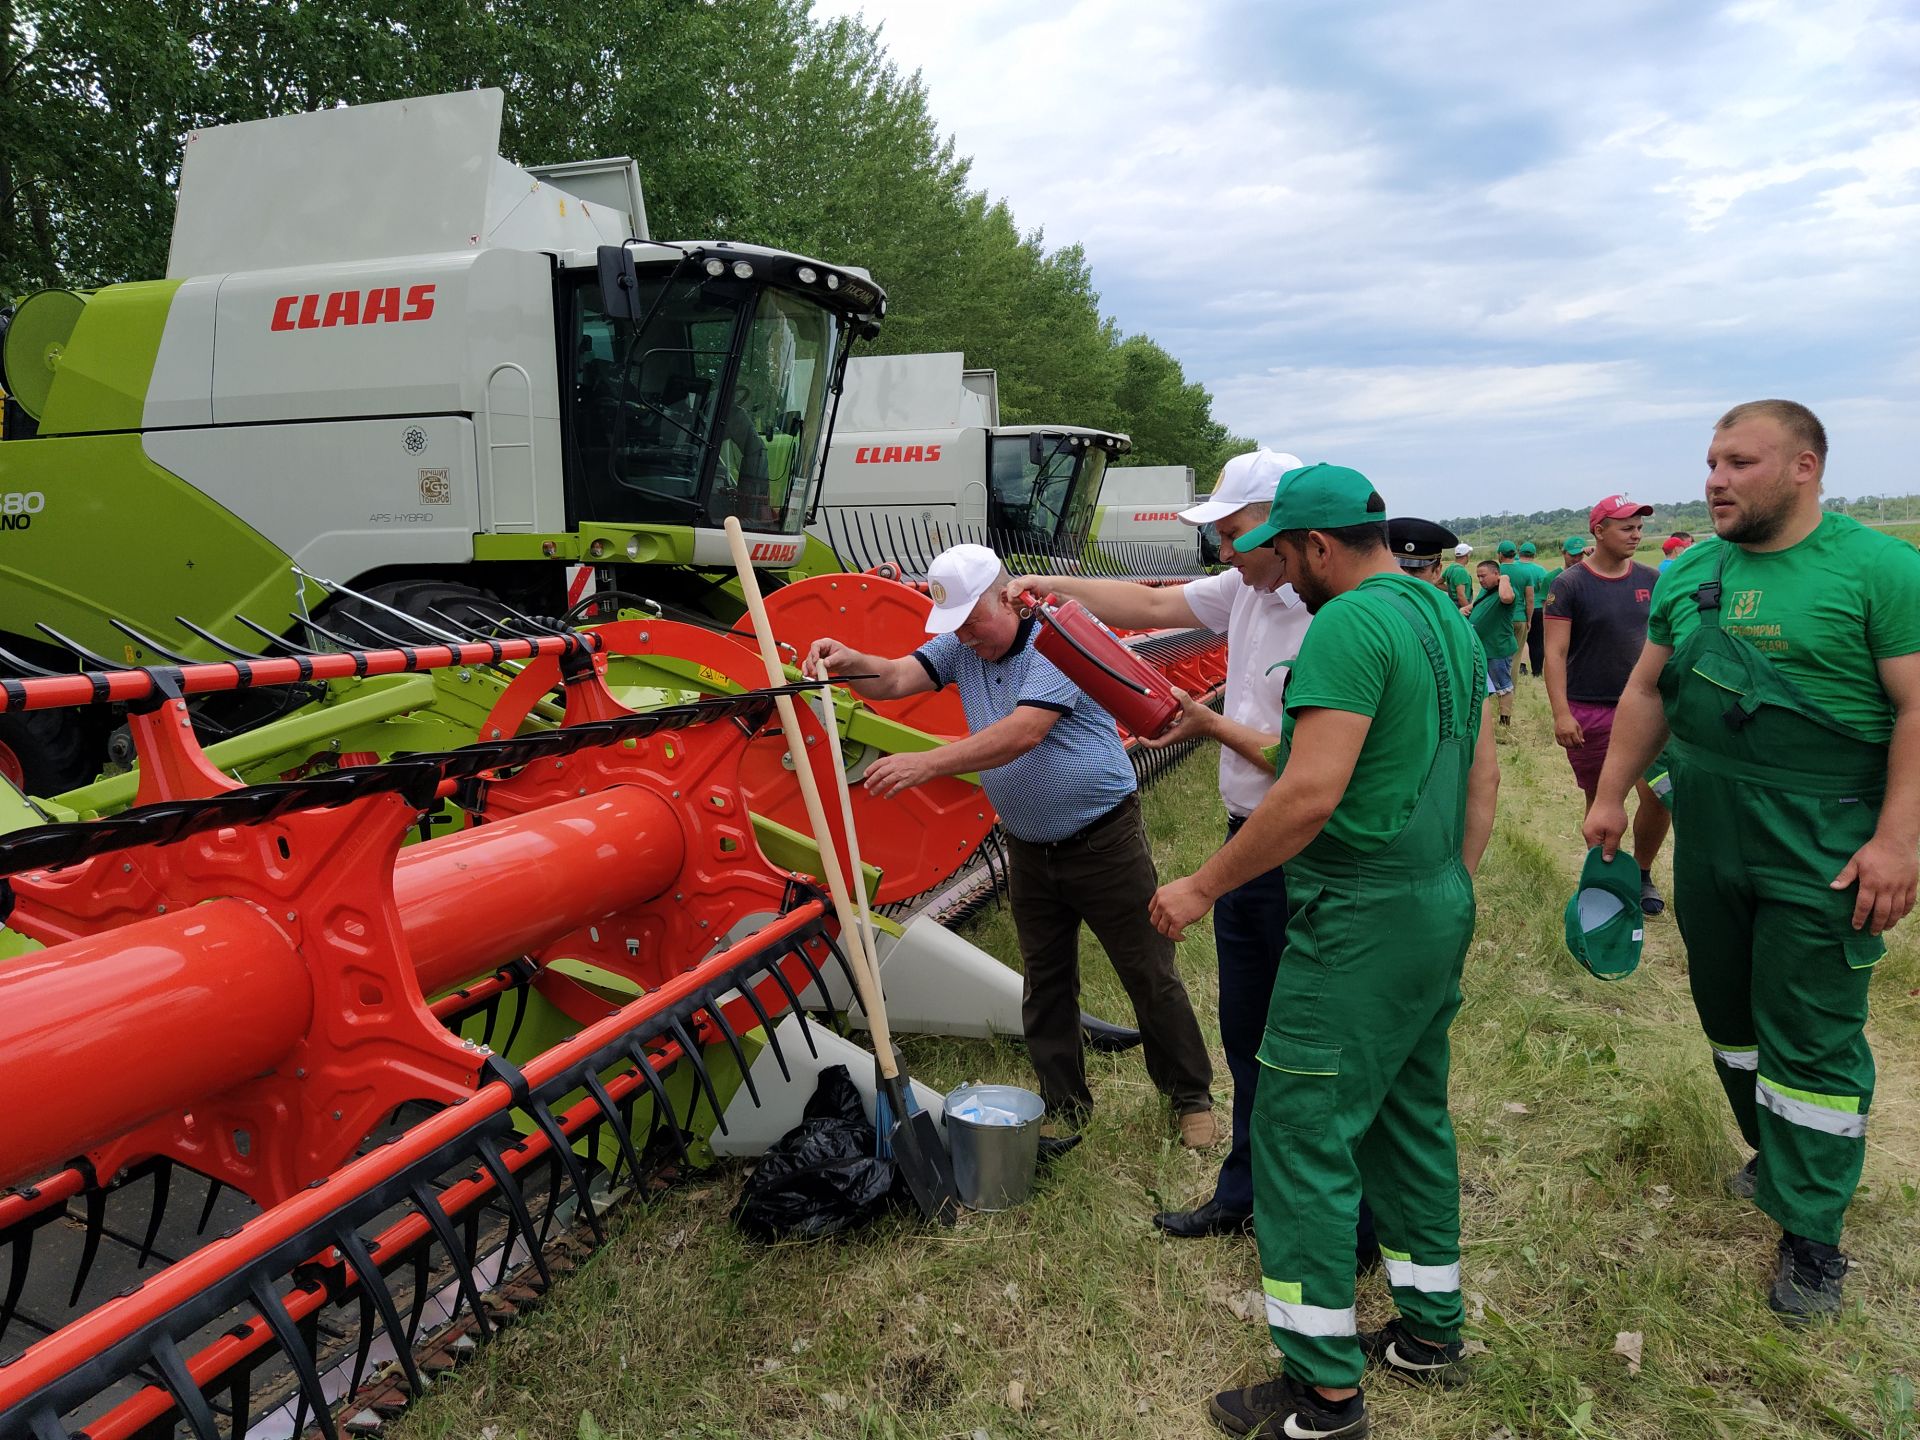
xmin=1008 ymin=448 xmax=1328 ymax=1236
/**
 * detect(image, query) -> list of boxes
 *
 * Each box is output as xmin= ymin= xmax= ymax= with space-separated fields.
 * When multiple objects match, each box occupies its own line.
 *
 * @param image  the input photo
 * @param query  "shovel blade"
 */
xmin=884 ymin=1093 xmax=959 ymax=1226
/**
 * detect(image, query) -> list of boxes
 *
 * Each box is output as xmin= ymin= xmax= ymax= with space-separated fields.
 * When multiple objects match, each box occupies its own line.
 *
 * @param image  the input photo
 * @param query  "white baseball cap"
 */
xmin=1454 ymin=542 xmax=1473 ymax=557
xmin=924 ymin=543 xmax=1003 ymax=633
xmin=1180 ymin=448 xmax=1305 ymax=526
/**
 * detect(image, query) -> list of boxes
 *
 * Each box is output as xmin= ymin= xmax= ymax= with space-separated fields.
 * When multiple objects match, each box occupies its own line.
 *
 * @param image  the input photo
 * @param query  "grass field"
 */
xmin=391 ymin=680 xmax=1920 ymax=1440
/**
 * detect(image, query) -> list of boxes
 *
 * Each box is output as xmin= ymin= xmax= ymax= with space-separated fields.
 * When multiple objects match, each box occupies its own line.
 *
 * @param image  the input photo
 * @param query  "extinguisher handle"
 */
xmin=1033 ymin=604 xmax=1156 ymax=698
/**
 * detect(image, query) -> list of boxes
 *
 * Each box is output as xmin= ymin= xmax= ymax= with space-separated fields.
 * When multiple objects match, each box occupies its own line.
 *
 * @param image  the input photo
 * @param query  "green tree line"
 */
xmin=0 ymin=0 xmax=1249 ymax=476
xmin=1449 ymin=492 xmax=1920 ymax=554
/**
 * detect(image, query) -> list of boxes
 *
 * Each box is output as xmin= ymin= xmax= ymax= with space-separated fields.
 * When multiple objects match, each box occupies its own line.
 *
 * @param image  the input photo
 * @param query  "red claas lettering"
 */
xmin=269 ymin=283 xmax=438 ymax=331
xmin=853 ymin=444 xmax=942 ymax=463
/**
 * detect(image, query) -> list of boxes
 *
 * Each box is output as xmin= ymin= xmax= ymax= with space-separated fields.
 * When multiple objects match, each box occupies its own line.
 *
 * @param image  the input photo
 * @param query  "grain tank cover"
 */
xmin=167 ymin=88 xmax=642 ymax=278
xmin=835 ymin=352 xmax=999 ymax=432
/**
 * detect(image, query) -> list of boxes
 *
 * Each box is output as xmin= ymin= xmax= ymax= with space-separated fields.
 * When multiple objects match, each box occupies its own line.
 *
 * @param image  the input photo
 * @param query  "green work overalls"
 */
xmin=1662 ymin=550 xmax=1887 ymax=1245
xmin=1252 ymin=592 xmax=1478 ymax=1389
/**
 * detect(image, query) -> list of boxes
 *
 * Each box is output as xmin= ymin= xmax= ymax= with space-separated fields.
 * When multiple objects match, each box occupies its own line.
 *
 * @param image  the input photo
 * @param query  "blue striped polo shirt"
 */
xmin=914 ymin=617 xmax=1137 ymax=843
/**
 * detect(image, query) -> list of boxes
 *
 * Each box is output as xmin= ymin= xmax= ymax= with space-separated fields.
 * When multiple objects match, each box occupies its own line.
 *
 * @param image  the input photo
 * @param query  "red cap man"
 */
xmin=1589 ymin=493 xmax=1654 ymax=534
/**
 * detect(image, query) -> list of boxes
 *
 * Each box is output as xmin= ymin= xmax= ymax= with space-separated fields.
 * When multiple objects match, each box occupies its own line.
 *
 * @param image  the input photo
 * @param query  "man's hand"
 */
xmin=863 ymin=749 xmax=941 ymax=799
xmin=1553 ymin=712 xmax=1586 ymax=749
xmin=1149 ymin=875 xmax=1216 ymax=940
xmin=1831 ymin=835 xmax=1919 ymax=934
xmin=1002 ymin=575 xmax=1051 ymax=612
xmin=1582 ymin=796 xmax=1629 ymax=860
xmin=803 ymin=637 xmax=859 ymax=679
xmin=1136 ymin=687 xmax=1217 ymax=750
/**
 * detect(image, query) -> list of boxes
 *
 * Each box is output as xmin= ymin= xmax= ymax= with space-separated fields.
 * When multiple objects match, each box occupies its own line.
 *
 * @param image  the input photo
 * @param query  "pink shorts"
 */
xmin=1565 ymin=700 xmax=1616 ymax=792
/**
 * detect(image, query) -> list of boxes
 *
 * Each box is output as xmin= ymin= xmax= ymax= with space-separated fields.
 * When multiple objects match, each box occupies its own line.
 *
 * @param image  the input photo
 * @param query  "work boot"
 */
xmin=1180 ymin=1109 xmax=1220 ymax=1149
xmin=1726 ymin=1153 xmax=1759 ymax=1199
xmin=1768 ymin=1233 xmax=1847 ymax=1323
xmin=1153 ymin=1196 xmax=1253 ymax=1238
xmin=1359 ymin=1318 xmax=1467 ymax=1386
xmin=1639 ymin=871 xmax=1666 ymax=916
xmin=1210 ymin=1373 xmax=1368 ymax=1438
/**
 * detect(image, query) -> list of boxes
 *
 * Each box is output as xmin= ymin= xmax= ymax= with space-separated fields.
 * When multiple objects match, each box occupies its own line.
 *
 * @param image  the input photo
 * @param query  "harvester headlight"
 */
xmin=588 ymin=538 xmax=610 ymax=559
xmin=731 ymin=260 xmax=754 ymax=279
xmin=825 ymin=273 xmax=840 ymax=290
xmin=796 ymin=265 xmax=818 ymax=285
xmin=704 ymin=258 xmax=726 ymax=277
xmin=625 ymin=535 xmax=642 ymax=561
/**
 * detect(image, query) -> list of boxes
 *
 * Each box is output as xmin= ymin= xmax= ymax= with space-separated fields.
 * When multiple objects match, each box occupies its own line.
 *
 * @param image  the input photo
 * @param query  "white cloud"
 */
xmin=812 ymin=0 xmax=1920 ymax=513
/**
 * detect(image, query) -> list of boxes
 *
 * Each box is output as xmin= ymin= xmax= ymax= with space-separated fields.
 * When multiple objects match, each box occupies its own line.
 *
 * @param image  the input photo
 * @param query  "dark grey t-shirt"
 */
xmin=1543 ymin=560 xmax=1660 ymax=704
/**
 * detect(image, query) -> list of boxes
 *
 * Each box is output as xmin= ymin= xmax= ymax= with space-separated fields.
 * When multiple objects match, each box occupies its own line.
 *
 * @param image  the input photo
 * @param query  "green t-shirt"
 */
xmin=1648 ymin=514 xmax=1920 ymax=743
xmin=1469 ymin=580 xmax=1519 ymax=658
xmin=1442 ymin=563 xmax=1473 ymax=602
xmin=1500 ymin=562 xmax=1535 ymax=613
xmin=1278 ymin=572 xmax=1487 ymax=853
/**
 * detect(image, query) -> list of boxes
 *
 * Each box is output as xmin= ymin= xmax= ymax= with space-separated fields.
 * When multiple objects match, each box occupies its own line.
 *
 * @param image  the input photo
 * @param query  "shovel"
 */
xmin=723 ymin=519 xmax=959 ymax=1224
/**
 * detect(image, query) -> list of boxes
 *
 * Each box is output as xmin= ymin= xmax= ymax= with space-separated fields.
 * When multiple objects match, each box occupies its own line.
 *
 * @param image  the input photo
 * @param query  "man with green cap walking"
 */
xmin=1150 ymin=463 xmax=1496 ymax=1438
xmin=1585 ymin=400 xmax=1920 ymax=1320
xmin=1496 ymin=540 xmax=1537 ymax=672
xmin=1518 ymin=541 xmax=1550 ymax=677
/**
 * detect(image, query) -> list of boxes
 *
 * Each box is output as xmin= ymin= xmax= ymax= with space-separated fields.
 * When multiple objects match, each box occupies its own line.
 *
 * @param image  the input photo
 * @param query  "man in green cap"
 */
xmin=1496 ymin=540 xmax=1536 ymax=671
xmin=1517 ymin=542 xmax=1550 ymax=677
xmin=1149 ymin=463 xmax=1497 ymax=1439
xmin=1586 ymin=400 xmax=1920 ymax=1321
xmin=1548 ymin=534 xmax=1588 ymax=589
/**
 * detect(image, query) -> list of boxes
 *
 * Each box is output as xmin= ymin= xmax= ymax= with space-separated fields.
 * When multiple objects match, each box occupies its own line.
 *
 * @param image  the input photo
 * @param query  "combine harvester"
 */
xmin=0 ymin=90 xmax=1230 ymax=1436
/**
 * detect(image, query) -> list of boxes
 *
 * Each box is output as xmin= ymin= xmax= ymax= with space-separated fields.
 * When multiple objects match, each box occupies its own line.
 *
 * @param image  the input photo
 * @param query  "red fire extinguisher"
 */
xmin=1024 ymin=595 xmax=1182 ymax=738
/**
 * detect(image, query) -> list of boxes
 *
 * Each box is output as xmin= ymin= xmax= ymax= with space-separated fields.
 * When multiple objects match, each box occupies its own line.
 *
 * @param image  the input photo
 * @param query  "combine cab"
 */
xmin=1085 ymin=464 xmax=1203 ymax=576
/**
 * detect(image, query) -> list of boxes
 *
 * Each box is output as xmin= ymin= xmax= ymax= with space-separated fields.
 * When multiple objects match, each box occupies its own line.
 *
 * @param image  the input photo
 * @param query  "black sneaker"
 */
xmin=1359 ymin=1317 xmax=1468 ymax=1386
xmin=1726 ymin=1153 xmax=1758 ymax=1199
xmin=1210 ymin=1373 xmax=1368 ymax=1438
xmin=1768 ymin=1233 xmax=1847 ymax=1322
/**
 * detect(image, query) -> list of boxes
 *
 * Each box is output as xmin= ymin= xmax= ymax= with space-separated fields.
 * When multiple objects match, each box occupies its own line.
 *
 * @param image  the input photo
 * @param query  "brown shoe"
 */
xmin=1179 ymin=1110 xmax=1219 ymax=1149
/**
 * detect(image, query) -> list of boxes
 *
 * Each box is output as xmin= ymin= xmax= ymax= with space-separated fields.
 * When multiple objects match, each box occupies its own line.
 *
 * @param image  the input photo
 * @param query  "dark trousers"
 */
xmin=1212 ymin=818 xmax=1378 ymax=1260
xmin=1527 ymin=609 xmax=1545 ymax=676
xmin=1006 ymin=794 xmax=1214 ymax=1121
xmin=1211 ymin=815 xmax=1289 ymax=1213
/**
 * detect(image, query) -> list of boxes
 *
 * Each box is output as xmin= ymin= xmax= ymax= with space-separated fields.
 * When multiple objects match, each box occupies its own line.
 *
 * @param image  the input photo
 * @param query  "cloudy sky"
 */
xmin=811 ymin=0 xmax=1919 ymax=516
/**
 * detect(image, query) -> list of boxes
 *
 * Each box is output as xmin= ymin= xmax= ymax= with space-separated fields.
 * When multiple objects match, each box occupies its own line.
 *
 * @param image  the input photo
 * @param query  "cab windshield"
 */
xmin=988 ymin=435 xmax=1109 ymax=551
xmin=568 ymin=273 xmax=843 ymax=534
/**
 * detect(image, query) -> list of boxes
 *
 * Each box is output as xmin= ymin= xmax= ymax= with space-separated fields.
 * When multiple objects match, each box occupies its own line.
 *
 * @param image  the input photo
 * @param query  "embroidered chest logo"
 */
xmin=1635 ymin=589 xmax=1650 ymax=603
xmin=1728 ymin=589 xmax=1763 ymax=621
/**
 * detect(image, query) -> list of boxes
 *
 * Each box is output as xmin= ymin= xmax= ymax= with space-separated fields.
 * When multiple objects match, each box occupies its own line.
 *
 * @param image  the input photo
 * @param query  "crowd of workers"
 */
xmin=806 ymin=398 xmax=1919 ymax=1440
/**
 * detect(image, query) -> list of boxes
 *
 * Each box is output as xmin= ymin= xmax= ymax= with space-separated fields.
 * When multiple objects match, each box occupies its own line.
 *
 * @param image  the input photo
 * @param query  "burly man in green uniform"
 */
xmin=1586 ymin=400 xmax=1920 ymax=1320
xmin=1149 ymin=464 xmax=1500 ymax=1440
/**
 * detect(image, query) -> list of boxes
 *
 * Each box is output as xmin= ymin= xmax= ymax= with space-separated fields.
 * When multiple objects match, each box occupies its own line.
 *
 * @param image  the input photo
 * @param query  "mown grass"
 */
xmin=392 ymin=679 xmax=1920 ymax=1440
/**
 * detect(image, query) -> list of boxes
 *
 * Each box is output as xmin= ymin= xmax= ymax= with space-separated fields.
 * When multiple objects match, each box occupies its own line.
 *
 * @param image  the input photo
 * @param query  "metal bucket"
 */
xmin=943 ymin=1083 xmax=1046 ymax=1211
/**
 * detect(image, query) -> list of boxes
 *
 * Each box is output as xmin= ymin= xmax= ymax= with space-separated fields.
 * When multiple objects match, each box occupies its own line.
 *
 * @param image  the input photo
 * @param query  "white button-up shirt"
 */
xmin=1180 ymin=569 xmax=1312 ymax=818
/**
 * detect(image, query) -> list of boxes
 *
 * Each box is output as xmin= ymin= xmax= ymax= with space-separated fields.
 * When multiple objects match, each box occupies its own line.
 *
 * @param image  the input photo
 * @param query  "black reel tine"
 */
xmin=809 ymin=936 xmax=860 ymax=1022
xmin=224 ymin=1358 xmax=254 ymax=1440
xmin=32 ymin=623 xmax=122 ymax=672
xmin=669 ymin=1018 xmax=727 ymax=1135
xmin=478 ymin=993 xmax=502 ymax=1049
xmin=173 ymin=614 xmax=272 ymax=662
xmin=623 ymin=1040 xmax=690 ymax=1165
xmin=346 ymin=1285 xmax=378 ymax=1401
xmin=500 ymin=984 xmax=531 ymax=1058
xmin=736 ymin=977 xmax=792 ymax=1082
xmin=525 ymin=1098 xmax=604 ymax=1243
xmin=135 ymin=1159 xmax=171 ymax=1269
xmin=295 ymin=612 xmax=369 ymax=652
xmin=474 ymin=1134 xmax=553 ymax=1292
xmin=0 ymin=639 xmax=63 ymax=678
xmin=535 ymin=1146 xmax=565 ymax=1251
xmin=25 ymin=1404 xmax=71 ymax=1440
xmin=249 ymin=1275 xmax=341 ymax=1440
xmin=404 ymin=1243 xmax=432 ymax=1349
xmin=408 ymin=1182 xmax=493 ymax=1341
xmin=68 ymin=1184 xmax=105 ymax=1306
xmin=196 ymin=1176 xmax=224 ymax=1236
xmin=760 ymin=961 xmax=820 ymax=1058
xmin=1 ymin=1226 xmax=32 ymax=1344
xmin=233 ymin=611 xmax=325 ymax=655
xmin=333 ymin=1225 xmax=428 ymax=1398
xmin=701 ymin=1001 xmax=760 ymax=1107
xmin=581 ymin=1070 xmax=645 ymax=1191
xmin=106 ymin=618 xmax=201 ymax=666
xmin=148 ymin=1332 xmax=224 ymax=1440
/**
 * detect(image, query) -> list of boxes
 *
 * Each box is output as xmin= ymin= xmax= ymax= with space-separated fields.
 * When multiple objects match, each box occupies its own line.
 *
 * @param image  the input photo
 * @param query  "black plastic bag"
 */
xmin=732 ymin=1064 xmax=901 ymax=1241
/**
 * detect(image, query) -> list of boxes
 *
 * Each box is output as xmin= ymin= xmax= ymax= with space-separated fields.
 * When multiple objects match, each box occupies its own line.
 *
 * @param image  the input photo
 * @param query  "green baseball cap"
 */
xmin=1563 ymin=847 xmax=1645 ymax=981
xmin=1519 ymin=541 xmax=1537 ymax=556
xmin=1563 ymin=534 xmax=1589 ymax=554
xmin=1497 ymin=540 xmax=1517 ymax=558
xmin=1232 ymin=463 xmax=1384 ymax=552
